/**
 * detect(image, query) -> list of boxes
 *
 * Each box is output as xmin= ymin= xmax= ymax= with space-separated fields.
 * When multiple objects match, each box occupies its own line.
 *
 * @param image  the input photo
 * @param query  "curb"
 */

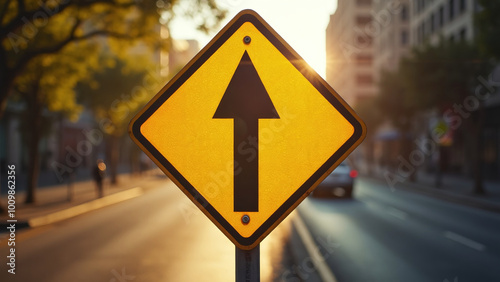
xmin=292 ymin=213 xmax=338 ymax=282
xmin=361 ymin=176 xmax=500 ymax=213
xmin=27 ymin=187 xmax=144 ymax=227
xmin=0 ymin=187 xmax=144 ymax=233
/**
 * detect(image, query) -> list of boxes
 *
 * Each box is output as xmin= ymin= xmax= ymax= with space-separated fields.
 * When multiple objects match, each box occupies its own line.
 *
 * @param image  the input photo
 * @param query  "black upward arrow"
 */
xmin=213 ymin=51 xmax=280 ymax=212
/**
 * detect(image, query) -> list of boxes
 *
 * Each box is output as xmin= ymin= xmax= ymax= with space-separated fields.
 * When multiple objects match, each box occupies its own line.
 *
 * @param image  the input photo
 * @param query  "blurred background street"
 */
xmin=1 ymin=0 xmax=500 ymax=281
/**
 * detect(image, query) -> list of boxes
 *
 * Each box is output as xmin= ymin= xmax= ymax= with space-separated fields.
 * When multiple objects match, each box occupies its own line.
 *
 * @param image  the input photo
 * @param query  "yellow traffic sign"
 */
xmin=129 ymin=10 xmax=366 ymax=250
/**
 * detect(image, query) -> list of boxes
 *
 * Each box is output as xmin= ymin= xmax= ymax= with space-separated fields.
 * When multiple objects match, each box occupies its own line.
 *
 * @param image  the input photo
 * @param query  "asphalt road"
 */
xmin=0 ymin=179 xmax=292 ymax=282
xmin=298 ymin=177 xmax=500 ymax=282
xmin=2 ymin=176 xmax=499 ymax=282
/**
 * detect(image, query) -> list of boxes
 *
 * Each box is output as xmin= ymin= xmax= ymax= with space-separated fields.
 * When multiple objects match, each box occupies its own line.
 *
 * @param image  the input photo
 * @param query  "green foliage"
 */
xmin=402 ymin=41 xmax=489 ymax=112
xmin=14 ymin=40 xmax=101 ymax=121
xmin=0 ymin=0 xmax=227 ymax=116
xmin=376 ymin=69 xmax=415 ymax=131
xmin=475 ymin=0 xmax=500 ymax=60
xmin=78 ymin=55 xmax=159 ymax=136
xmin=354 ymin=96 xmax=383 ymax=137
xmin=377 ymin=40 xmax=489 ymax=131
xmin=0 ymin=0 xmax=227 ymax=199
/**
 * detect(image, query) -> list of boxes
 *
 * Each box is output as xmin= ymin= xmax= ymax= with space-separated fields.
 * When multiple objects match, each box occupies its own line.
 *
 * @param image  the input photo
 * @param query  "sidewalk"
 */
xmin=7 ymin=163 xmax=137 ymax=192
xmin=0 ymin=169 xmax=169 ymax=229
xmin=362 ymin=168 xmax=500 ymax=213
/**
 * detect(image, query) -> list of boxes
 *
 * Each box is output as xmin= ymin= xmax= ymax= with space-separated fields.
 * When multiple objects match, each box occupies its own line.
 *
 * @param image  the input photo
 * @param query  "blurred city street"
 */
xmin=2 ymin=0 xmax=500 ymax=281
xmin=297 ymin=177 xmax=500 ymax=281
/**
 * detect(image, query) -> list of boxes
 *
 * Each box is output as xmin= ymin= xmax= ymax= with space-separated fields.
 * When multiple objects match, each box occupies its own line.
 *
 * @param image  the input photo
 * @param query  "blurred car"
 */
xmin=312 ymin=161 xmax=358 ymax=198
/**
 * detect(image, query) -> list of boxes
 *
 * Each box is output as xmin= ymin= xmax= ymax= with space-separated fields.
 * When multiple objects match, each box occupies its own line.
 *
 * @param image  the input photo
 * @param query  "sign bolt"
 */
xmin=243 ymin=36 xmax=251 ymax=44
xmin=241 ymin=214 xmax=250 ymax=224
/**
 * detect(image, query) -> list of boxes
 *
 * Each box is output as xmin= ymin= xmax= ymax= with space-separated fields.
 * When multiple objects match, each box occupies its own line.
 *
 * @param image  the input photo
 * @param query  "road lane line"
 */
xmin=444 ymin=231 xmax=485 ymax=251
xmin=364 ymin=199 xmax=408 ymax=221
xmin=293 ymin=214 xmax=338 ymax=282
xmin=387 ymin=207 xmax=408 ymax=220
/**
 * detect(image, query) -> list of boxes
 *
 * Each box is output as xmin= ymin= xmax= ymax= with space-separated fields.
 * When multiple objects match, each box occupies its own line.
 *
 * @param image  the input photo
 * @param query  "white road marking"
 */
xmin=387 ymin=207 xmax=408 ymax=220
xmin=444 ymin=231 xmax=486 ymax=251
xmin=293 ymin=213 xmax=338 ymax=282
xmin=364 ymin=199 xmax=408 ymax=221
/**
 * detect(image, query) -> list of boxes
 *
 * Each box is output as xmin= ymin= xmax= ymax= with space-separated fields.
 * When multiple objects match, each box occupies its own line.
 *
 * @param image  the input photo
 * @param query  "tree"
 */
xmin=78 ymin=55 xmax=160 ymax=185
xmin=404 ymin=41 xmax=488 ymax=112
xmin=376 ymin=68 xmax=417 ymax=182
xmin=0 ymin=0 xmax=226 ymax=206
xmin=377 ymin=69 xmax=416 ymax=133
xmin=383 ymin=40 xmax=491 ymax=193
xmin=354 ymin=96 xmax=383 ymax=176
xmin=475 ymin=0 xmax=500 ymax=60
xmin=12 ymin=40 xmax=99 ymax=203
xmin=406 ymin=41 xmax=489 ymax=193
xmin=0 ymin=0 xmax=226 ymax=118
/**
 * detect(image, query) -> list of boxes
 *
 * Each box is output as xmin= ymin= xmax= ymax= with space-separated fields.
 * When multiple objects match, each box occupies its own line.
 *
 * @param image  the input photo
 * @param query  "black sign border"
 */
xmin=129 ymin=10 xmax=366 ymax=250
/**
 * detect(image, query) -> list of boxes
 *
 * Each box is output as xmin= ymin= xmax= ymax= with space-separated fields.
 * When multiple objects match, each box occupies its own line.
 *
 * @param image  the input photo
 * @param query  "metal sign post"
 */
xmin=236 ymin=245 xmax=260 ymax=282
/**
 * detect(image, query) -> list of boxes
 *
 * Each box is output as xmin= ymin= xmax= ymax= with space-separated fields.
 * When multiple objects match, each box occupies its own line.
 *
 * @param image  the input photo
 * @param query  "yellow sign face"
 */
xmin=129 ymin=10 xmax=366 ymax=250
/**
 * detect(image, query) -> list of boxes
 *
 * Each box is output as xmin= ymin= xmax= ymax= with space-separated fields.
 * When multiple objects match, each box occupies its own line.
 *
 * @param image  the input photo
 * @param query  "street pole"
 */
xmin=236 ymin=244 xmax=260 ymax=282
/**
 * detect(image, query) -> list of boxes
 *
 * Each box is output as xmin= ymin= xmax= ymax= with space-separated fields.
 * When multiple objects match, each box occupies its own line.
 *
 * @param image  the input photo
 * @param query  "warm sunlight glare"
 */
xmin=170 ymin=0 xmax=337 ymax=78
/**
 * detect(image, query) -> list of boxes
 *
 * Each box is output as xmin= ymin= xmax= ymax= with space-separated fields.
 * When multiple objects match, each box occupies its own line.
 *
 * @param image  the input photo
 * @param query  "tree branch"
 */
xmin=12 ymin=24 xmax=143 ymax=80
xmin=10 ymin=17 xmax=78 ymax=76
xmin=76 ymin=29 xmax=144 ymax=42
xmin=0 ymin=0 xmax=72 ymax=41
xmin=0 ymin=0 xmax=138 ymax=41
xmin=17 ymin=0 xmax=25 ymax=14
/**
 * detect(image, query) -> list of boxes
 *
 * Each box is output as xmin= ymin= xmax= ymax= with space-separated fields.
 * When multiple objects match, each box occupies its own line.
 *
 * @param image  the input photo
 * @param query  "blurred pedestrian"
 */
xmin=93 ymin=159 xmax=107 ymax=198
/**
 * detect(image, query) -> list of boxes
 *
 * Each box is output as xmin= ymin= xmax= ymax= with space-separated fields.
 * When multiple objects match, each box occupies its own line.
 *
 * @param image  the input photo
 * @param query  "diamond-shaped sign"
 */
xmin=129 ymin=10 xmax=366 ymax=250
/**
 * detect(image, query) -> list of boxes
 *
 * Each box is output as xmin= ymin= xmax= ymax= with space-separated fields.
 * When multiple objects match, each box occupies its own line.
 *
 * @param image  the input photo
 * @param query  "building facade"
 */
xmin=326 ymin=0 xmax=377 ymax=106
xmin=161 ymin=39 xmax=199 ymax=78
xmin=373 ymin=0 xmax=411 ymax=76
xmin=326 ymin=0 xmax=480 ymax=105
xmin=410 ymin=0 xmax=479 ymax=45
xmin=327 ymin=0 xmax=500 ymax=180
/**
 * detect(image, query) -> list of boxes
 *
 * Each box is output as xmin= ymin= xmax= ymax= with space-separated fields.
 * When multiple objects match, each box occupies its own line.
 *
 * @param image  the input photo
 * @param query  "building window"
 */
xmin=459 ymin=27 xmax=467 ymax=41
xmin=356 ymin=0 xmax=372 ymax=6
xmin=449 ymin=0 xmax=455 ymax=21
xmin=438 ymin=6 xmax=445 ymax=28
xmin=401 ymin=30 xmax=409 ymax=45
xmin=356 ymin=16 xmax=372 ymax=26
xmin=356 ymin=74 xmax=373 ymax=85
xmin=401 ymin=4 xmax=408 ymax=21
xmin=459 ymin=0 xmax=466 ymax=13
xmin=356 ymin=93 xmax=372 ymax=102
xmin=356 ymin=35 xmax=373 ymax=46
xmin=355 ymin=54 xmax=373 ymax=65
